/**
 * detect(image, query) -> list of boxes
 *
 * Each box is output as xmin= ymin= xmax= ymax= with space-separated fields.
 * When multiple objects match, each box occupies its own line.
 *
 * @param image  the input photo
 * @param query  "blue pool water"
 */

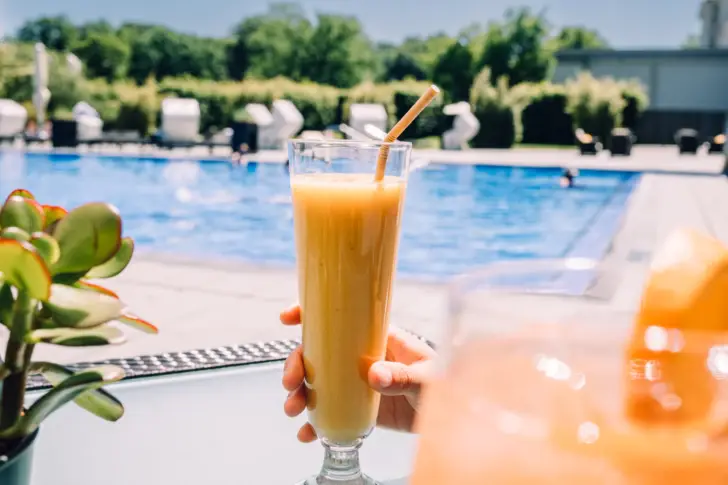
xmin=0 ymin=152 xmax=639 ymax=281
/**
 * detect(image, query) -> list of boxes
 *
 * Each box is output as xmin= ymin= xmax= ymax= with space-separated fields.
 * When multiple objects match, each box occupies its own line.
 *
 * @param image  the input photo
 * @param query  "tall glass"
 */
xmin=411 ymin=259 xmax=728 ymax=484
xmin=288 ymin=139 xmax=412 ymax=485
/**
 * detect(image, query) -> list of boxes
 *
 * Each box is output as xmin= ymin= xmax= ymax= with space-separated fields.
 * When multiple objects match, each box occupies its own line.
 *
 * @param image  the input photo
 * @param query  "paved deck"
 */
xmin=1 ymin=146 xmax=727 ymax=364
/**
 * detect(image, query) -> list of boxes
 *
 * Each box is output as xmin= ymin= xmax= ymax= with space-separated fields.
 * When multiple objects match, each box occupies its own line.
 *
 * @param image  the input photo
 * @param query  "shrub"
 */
xmin=618 ymin=79 xmax=649 ymax=132
xmin=517 ymin=83 xmax=574 ymax=145
xmin=393 ymin=85 xmax=445 ymax=140
xmin=469 ymin=68 xmax=518 ymax=148
xmin=564 ymin=72 xmax=625 ymax=145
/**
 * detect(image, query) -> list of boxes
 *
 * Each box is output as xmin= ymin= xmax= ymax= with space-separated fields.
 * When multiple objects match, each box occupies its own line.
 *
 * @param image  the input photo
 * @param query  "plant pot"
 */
xmin=0 ymin=430 xmax=39 ymax=485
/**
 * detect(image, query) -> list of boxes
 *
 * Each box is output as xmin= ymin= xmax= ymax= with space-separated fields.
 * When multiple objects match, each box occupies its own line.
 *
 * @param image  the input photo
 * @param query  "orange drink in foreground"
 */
xmin=412 ymin=237 xmax=728 ymax=484
xmin=288 ymin=139 xmax=411 ymax=485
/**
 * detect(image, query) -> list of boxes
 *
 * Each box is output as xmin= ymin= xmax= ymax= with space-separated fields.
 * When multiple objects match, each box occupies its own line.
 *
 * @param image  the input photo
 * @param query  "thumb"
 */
xmin=368 ymin=360 xmax=431 ymax=398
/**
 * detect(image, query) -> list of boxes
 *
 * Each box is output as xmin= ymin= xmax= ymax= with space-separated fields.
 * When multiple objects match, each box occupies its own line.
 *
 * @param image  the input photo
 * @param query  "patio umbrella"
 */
xmin=66 ymin=52 xmax=83 ymax=76
xmin=32 ymin=42 xmax=51 ymax=138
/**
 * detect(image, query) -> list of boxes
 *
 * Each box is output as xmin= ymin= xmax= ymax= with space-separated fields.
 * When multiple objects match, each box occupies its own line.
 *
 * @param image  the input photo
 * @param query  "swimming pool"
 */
xmin=0 ymin=152 xmax=639 ymax=281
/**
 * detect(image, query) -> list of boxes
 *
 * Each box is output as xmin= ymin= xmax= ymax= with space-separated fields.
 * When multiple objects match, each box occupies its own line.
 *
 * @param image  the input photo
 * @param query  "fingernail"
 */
xmin=375 ymin=365 xmax=392 ymax=388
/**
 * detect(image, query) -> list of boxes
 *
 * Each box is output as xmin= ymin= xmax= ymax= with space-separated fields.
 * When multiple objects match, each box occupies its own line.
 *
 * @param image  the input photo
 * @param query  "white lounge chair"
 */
xmin=0 ymin=100 xmax=28 ymax=139
xmin=160 ymin=98 xmax=201 ymax=143
xmin=72 ymin=101 xmax=103 ymax=141
xmin=349 ymin=104 xmax=387 ymax=136
xmin=245 ymin=103 xmax=277 ymax=149
xmin=271 ymin=100 xmax=304 ymax=145
xmin=442 ymin=102 xmax=479 ymax=150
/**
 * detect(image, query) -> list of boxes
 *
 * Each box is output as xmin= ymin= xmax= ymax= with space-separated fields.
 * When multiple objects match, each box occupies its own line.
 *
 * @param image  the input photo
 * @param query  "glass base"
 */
xmin=295 ymin=474 xmax=380 ymax=485
xmin=295 ymin=437 xmax=380 ymax=485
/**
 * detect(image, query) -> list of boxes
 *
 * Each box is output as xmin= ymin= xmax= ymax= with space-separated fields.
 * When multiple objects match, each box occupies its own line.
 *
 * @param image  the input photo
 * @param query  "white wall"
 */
xmin=655 ymin=58 xmax=728 ymax=110
xmin=553 ymin=54 xmax=728 ymax=112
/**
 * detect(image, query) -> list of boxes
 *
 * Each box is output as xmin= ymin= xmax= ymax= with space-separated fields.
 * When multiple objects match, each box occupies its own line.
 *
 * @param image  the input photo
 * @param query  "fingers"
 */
xmin=284 ymin=384 xmax=307 ymax=417
xmin=385 ymin=326 xmax=437 ymax=364
xmin=368 ymin=360 xmax=433 ymax=400
xmin=280 ymin=304 xmax=301 ymax=326
xmin=283 ymin=346 xmax=305 ymax=391
xmin=297 ymin=422 xmax=318 ymax=443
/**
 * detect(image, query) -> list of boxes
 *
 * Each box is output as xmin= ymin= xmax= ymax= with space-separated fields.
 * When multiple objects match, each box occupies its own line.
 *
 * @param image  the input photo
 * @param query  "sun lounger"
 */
xmin=349 ymin=104 xmax=387 ymax=136
xmin=339 ymin=123 xmax=375 ymax=141
xmin=709 ymin=134 xmax=725 ymax=154
xmin=157 ymin=98 xmax=202 ymax=147
xmin=675 ymin=128 xmax=700 ymax=154
xmin=609 ymin=128 xmax=634 ymax=156
xmin=575 ymin=128 xmax=600 ymax=155
xmin=442 ymin=102 xmax=479 ymax=150
xmin=0 ymin=100 xmax=28 ymax=143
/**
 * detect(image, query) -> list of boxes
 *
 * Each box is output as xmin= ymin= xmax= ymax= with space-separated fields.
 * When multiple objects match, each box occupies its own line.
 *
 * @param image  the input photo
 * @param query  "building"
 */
xmin=553 ymin=0 xmax=728 ymax=144
xmin=701 ymin=0 xmax=728 ymax=47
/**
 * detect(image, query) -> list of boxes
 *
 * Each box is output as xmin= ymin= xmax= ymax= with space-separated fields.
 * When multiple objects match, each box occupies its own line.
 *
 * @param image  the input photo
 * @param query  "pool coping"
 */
xmin=4 ymin=148 xmax=726 ymax=177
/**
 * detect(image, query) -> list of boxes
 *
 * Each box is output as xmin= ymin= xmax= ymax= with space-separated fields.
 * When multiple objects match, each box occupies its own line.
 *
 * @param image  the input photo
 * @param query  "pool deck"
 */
xmin=4 ymin=146 xmax=728 ymax=364
xmin=15 ymin=142 xmax=727 ymax=174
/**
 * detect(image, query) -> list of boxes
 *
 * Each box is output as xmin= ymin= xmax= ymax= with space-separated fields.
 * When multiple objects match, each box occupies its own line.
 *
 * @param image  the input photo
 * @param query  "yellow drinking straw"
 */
xmin=374 ymin=84 xmax=440 ymax=181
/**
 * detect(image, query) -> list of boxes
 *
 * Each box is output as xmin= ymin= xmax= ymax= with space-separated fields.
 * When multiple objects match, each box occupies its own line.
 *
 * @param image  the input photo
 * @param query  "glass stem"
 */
xmin=319 ymin=438 xmax=363 ymax=481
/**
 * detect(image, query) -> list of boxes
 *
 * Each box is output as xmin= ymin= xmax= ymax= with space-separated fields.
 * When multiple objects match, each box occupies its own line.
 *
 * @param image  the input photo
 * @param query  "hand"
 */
xmin=280 ymin=304 xmax=437 ymax=443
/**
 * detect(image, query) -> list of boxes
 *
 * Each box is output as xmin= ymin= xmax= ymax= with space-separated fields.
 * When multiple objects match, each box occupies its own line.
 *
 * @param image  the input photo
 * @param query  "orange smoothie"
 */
xmin=291 ymin=173 xmax=406 ymax=444
xmin=411 ymin=337 xmax=728 ymax=484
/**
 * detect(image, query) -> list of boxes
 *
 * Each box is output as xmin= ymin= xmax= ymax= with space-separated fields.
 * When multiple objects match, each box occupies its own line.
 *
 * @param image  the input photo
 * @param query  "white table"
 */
xmin=28 ymin=363 xmax=416 ymax=484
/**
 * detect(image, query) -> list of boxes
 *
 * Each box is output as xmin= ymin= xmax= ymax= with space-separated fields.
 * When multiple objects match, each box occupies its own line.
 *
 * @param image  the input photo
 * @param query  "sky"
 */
xmin=1 ymin=0 xmax=703 ymax=48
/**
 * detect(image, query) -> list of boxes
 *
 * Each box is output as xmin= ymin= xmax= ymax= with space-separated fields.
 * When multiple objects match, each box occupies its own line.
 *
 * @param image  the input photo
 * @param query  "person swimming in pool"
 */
xmin=560 ymin=168 xmax=578 ymax=188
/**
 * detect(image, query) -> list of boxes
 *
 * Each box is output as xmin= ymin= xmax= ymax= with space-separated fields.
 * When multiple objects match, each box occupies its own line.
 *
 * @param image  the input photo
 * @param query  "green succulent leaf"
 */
xmin=52 ymin=271 xmax=88 ymax=285
xmin=44 ymin=284 xmax=124 ymax=328
xmin=0 ymin=227 xmax=30 ymax=242
xmin=30 ymin=362 xmax=125 ymax=422
xmin=117 ymin=312 xmax=159 ymax=334
xmin=42 ymin=205 xmax=67 ymax=231
xmin=0 ymin=283 xmax=13 ymax=327
xmin=51 ymin=203 xmax=122 ymax=275
xmin=18 ymin=365 xmax=125 ymax=434
xmin=74 ymin=281 xmax=119 ymax=299
xmin=0 ymin=196 xmax=45 ymax=233
xmin=27 ymin=325 xmax=126 ymax=346
xmin=7 ymin=189 xmax=35 ymax=201
xmin=86 ymin=237 xmax=134 ymax=279
xmin=29 ymin=232 xmax=61 ymax=265
xmin=0 ymin=240 xmax=51 ymax=301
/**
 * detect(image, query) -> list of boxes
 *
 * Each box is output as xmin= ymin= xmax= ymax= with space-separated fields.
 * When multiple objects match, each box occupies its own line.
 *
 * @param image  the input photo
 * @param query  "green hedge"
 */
xmin=565 ymin=72 xmax=631 ymax=145
xmin=516 ymin=83 xmax=574 ymax=146
xmin=469 ymin=68 xmax=517 ymax=149
xmin=159 ymin=77 xmax=341 ymax=133
xmin=2 ymin=44 xmax=649 ymax=145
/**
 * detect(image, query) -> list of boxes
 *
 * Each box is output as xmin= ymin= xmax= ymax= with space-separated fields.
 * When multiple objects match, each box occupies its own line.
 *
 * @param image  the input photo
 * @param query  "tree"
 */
xmin=299 ymin=14 xmax=374 ymax=87
xmin=227 ymin=3 xmax=312 ymax=80
xmin=73 ymin=33 xmax=131 ymax=82
xmin=398 ymin=34 xmax=454 ymax=76
xmin=126 ymin=26 xmax=228 ymax=84
xmin=477 ymin=24 xmax=512 ymax=85
xmin=553 ymin=26 xmax=609 ymax=50
xmin=432 ymin=39 xmax=473 ymax=101
xmin=476 ymin=8 xmax=554 ymax=86
xmin=17 ymin=16 xmax=78 ymax=51
xmin=383 ymin=52 xmax=427 ymax=81
xmin=77 ymin=20 xmax=116 ymax=41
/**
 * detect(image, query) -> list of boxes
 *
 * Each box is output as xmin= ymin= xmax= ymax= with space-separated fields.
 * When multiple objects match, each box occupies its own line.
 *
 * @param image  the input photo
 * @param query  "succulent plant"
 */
xmin=0 ymin=189 xmax=157 ymax=455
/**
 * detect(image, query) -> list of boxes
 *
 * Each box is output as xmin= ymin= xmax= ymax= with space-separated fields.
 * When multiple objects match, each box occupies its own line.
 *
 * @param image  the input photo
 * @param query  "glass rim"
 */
xmin=288 ymin=138 xmax=413 ymax=150
xmin=448 ymin=257 xmax=601 ymax=297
